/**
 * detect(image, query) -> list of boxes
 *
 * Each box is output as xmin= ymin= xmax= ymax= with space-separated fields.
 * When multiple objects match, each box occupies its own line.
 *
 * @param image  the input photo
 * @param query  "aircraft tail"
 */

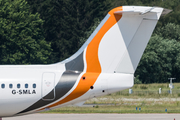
xmin=61 ymin=6 xmax=164 ymax=74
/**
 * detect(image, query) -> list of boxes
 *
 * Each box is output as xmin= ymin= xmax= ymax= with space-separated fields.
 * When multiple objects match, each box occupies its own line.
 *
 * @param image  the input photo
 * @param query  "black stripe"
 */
xmin=17 ymin=71 xmax=80 ymax=114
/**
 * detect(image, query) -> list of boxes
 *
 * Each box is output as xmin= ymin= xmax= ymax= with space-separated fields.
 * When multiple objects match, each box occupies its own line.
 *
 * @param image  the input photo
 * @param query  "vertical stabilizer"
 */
xmin=61 ymin=6 xmax=163 ymax=74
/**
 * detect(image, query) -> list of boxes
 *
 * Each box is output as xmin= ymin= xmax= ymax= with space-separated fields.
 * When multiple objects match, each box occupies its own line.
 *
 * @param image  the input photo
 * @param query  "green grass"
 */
xmin=43 ymin=83 xmax=180 ymax=113
xmin=43 ymin=103 xmax=180 ymax=114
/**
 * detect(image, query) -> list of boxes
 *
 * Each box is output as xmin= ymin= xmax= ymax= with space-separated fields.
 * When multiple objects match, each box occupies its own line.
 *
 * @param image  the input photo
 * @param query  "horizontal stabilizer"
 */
xmin=161 ymin=8 xmax=172 ymax=16
xmin=114 ymin=6 xmax=162 ymax=15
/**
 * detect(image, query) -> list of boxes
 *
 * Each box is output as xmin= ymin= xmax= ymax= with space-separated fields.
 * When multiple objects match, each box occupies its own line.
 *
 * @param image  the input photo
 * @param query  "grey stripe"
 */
xmin=65 ymin=52 xmax=84 ymax=71
xmin=17 ymin=71 xmax=80 ymax=114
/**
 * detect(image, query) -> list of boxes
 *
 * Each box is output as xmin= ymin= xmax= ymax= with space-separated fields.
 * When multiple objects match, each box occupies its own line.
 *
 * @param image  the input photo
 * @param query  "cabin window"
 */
xmin=25 ymin=84 xmax=28 ymax=88
xmin=1 ymin=84 xmax=5 ymax=89
xmin=33 ymin=84 xmax=36 ymax=88
xmin=9 ymin=84 xmax=13 ymax=88
xmin=17 ymin=84 xmax=20 ymax=88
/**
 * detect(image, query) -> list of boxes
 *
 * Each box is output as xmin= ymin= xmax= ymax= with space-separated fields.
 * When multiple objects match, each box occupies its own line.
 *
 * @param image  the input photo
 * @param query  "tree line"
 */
xmin=0 ymin=0 xmax=180 ymax=83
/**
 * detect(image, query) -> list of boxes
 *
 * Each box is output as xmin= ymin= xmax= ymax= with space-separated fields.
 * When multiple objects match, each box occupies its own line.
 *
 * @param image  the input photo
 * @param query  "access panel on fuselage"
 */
xmin=42 ymin=73 xmax=55 ymax=100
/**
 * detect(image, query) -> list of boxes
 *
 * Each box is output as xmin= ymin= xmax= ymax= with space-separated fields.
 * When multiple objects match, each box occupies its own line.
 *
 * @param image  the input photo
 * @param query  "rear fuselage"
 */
xmin=0 ymin=64 xmax=133 ymax=117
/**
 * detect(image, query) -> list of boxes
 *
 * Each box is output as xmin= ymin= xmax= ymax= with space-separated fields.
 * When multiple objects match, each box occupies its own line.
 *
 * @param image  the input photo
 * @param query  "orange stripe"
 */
xmin=38 ymin=6 xmax=122 ymax=110
xmin=86 ymin=6 xmax=123 ymax=73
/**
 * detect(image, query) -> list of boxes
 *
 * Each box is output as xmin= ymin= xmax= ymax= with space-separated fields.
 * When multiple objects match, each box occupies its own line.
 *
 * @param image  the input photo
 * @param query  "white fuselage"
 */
xmin=0 ymin=64 xmax=63 ymax=117
xmin=0 ymin=63 xmax=133 ymax=117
